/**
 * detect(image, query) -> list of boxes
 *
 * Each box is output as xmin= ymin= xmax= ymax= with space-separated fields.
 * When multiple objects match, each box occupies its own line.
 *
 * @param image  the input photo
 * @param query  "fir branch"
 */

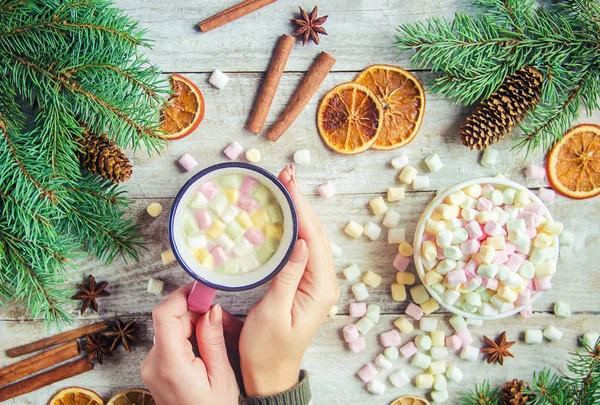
xmin=459 ymin=380 xmax=500 ymax=404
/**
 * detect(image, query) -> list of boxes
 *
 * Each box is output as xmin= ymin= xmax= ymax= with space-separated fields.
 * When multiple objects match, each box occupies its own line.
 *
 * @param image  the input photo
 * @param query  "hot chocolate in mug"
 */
xmin=169 ymin=162 xmax=298 ymax=313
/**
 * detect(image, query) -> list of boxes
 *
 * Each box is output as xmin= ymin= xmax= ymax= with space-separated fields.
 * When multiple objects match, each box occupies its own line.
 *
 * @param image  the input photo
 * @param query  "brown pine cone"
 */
xmin=79 ymin=132 xmax=132 ymax=183
xmin=460 ymin=66 xmax=543 ymax=150
xmin=500 ymin=379 xmax=534 ymax=405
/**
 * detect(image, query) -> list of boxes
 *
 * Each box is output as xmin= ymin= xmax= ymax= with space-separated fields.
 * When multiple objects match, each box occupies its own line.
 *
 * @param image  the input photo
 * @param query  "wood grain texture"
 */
xmin=2 ymin=0 xmax=600 ymax=403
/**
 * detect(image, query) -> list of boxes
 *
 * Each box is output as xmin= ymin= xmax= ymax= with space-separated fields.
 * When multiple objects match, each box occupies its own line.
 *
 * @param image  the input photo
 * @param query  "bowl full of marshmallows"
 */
xmin=413 ymin=177 xmax=563 ymax=320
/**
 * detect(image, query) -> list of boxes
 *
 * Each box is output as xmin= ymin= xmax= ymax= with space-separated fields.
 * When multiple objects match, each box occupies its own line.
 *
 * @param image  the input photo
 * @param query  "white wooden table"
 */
xmin=2 ymin=1 xmax=599 ymax=403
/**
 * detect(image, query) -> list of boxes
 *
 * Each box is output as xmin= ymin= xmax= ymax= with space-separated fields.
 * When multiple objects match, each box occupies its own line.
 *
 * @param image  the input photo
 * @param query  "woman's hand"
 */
xmin=141 ymin=284 xmax=242 ymax=405
xmin=239 ymin=165 xmax=340 ymax=396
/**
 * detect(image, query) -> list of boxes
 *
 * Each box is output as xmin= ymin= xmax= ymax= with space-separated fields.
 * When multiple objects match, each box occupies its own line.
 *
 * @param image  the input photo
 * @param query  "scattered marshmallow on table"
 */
xmin=366 ymin=304 xmax=381 ymax=323
xmin=363 ymin=222 xmax=382 ymax=241
xmin=406 ymin=302 xmax=424 ymax=320
xmin=355 ymin=317 xmax=375 ymax=334
xmin=399 ymin=165 xmax=418 ymax=184
xmin=525 ymin=329 xmax=543 ymax=344
xmin=317 ymin=181 xmax=336 ymax=199
xmin=375 ymin=354 xmax=393 ymax=370
xmin=559 ymin=230 xmax=574 ymax=247
xmin=349 ymin=302 xmax=367 ymax=318
xmin=343 ymin=263 xmax=361 ymax=282
xmin=351 ymin=282 xmax=369 ymax=301
xmin=345 ymin=221 xmax=364 ymax=239
xmin=367 ymin=380 xmax=386 ymax=396
xmin=146 ymin=202 xmax=163 ymax=217
xmin=425 ymin=153 xmax=444 ymax=172
xmin=245 ymin=148 xmax=261 ymax=163
xmin=445 ymin=365 xmax=464 ymax=383
xmin=330 ymin=242 xmax=343 ymax=257
xmin=363 ymin=271 xmax=382 ymax=288
xmin=178 ymin=153 xmax=198 ymax=171
xmin=396 ymin=272 xmax=415 ymax=285
xmin=327 ymin=305 xmax=338 ymax=317
xmin=411 ymin=352 xmax=432 ymax=369
xmin=582 ymin=331 xmax=600 ymax=348
xmin=388 ymin=186 xmax=406 ymax=202
xmin=383 ymin=210 xmax=401 ymax=228
xmin=161 ymin=249 xmax=176 ymax=265
xmin=389 ymin=369 xmax=410 ymax=388
xmin=391 ymin=283 xmax=407 ymax=301
xmin=224 ymin=141 xmax=244 ymax=160
xmin=394 ymin=317 xmax=414 ymax=334
xmin=543 ymin=325 xmax=563 ymax=342
xmin=147 ymin=278 xmax=164 ymax=295
xmin=398 ymin=241 xmax=414 ymax=256
xmin=393 ymin=254 xmax=410 ymax=272
xmin=412 ymin=175 xmax=430 ymax=190
xmin=526 ymin=164 xmax=546 ymax=180
xmin=415 ymin=335 xmax=432 ymax=351
xmin=349 ymin=337 xmax=366 ymax=353
xmin=369 ymin=196 xmax=388 ymax=216
xmin=415 ymin=373 xmax=434 ymax=389
xmin=538 ymin=187 xmax=556 ymax=203
xmin=209 ymin=69 xmax=229 ymax=89
xmin=420 ymin=317 xmax=438 ymax=332
xmin=343 ymin=324 xmax=360 ymax=343
xmin=421 ymin=297 xmax=440 ymax=315
xmin=385 ymin=346 xmax=399 ymax=360
xmin=357 ymin=364 xmax=377 ymax=383
xmin=431 ymin=389 xmax=449 ymax=403
xmin=400 ymin=341 xmax=418 ymax=358
xmin=388 ymin=228 xmax=406 ymax=244
xmin=480 ymin=148 xmax=499 ymax=167
xmin=293 ymin=149 xmax=311 ymax=165
xmin=460 ymin=345 xmax=480 ymax=361
xmin=391 ymin=154 xmax=409 ymax=169
xmin=554 ymin=301 xmax=571 ymax=318
xmin=410 ymin=285 xmax=430 ymax=304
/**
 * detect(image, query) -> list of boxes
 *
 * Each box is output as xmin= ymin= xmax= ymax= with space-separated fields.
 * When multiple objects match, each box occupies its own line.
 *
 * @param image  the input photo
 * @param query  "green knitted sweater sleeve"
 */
xmin=239 ymin=371 xmax=312 ymax=405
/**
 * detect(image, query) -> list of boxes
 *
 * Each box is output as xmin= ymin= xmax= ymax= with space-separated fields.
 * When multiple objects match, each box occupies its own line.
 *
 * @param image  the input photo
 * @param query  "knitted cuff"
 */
xmin=240 ymin=371 xmax=312 ymax=405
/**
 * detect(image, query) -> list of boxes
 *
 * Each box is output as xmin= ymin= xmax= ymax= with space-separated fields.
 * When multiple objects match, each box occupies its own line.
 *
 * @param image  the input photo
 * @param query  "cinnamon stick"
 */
xmin=7 ymin=321 xmax=107 ymax=358
xmin=247 ymin=34 xmax=295 ymax=134
xmin=0 ymin=341 xmax=80 ymax=386
xmin=198 ymin=0 xmax=277 ymax=32
xmin=0 ymin=358 xmax=93 ymax=402
xmin=266 ymin=52 xmax=336 ymax=142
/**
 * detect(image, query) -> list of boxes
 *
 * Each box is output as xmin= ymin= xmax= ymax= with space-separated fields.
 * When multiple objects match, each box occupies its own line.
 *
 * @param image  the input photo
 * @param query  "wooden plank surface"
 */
xmin=2 ymin=0 xmax=600 ymax=404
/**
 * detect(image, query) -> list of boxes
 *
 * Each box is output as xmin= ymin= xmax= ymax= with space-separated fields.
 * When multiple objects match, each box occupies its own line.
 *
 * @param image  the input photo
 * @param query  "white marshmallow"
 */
xmin=363 ymin=222 xmax=382 ymax=241
xmin=559 ymin=230 xmax=575 ymax=247
xmin=375 ymin=354 xmax=393 ymax=370
xmin=449 ymin=315 xmax=467 ymax=331
xmin=366 ymin=304 xmax=381 ymax=323
xmin=481 ymin=148 xmax=499 ymax=167
xmin=388 ymin=228 xmax=406 ymax=244
xmin=433 ymin=374 xmax=448 ymax=391
xmin=367 ymin=380 xmax=386 ymax=396
xmin=343 ymin=263 xmax=361 ymax=282
xmin=384 ymin=347 xmax=399 ymax=360
xmin=420 ymin=317 xmax=438 ymax=332
xmin=582 ymin=332 xmax=600 ymax=349
xmin=351 ymin=282 xmax=369 ymax=301
xmin=525 ymin=329 xmax=543 ymax=344
xmin=330 ymin=242 xmax=343 ymax=257
xmin=425 ymin=153 xmax=444 ymax=172
xmin=355 ymin=317 xmax=375 ymax=334
xmin=391 ymin=154 xmax=409 ymax=169
xmin=554 ymin=301 xmax=571 ymax=318
xmin=445 ymin=365 xmax=464 ymax=383
xmin=436 ymin=229 xmax=454 ymax=248
xmin=460 ymin=345 xmax=480 ymax=361
xmin=147 ymin=278 xmax=164 ymax=295
xmin=209 ymin=69 xmax=229 ymax=89
xmin=389 ymin=369 xmax=410 ymax=388
xmin=543 ymin=326 xmax=563 ymax=342
xmin=413 ymin=175 xmax=430 ymax=190
xmin=383 ymin=210 xmax=401 ymax=228
xmin=431 ymin=390 xmax=449 ymax=404
xmin=431 ymin=347 xmax=449 ymax=360
xmin=443 ymin=290 xmax=461 ymax=306
xmin=416 ymin=335 xmax=433 ymax=351
xmin=411 ymin=352 xmax=432 ymax=369
xmin=293 ymin=149 xmax=311 ymax=165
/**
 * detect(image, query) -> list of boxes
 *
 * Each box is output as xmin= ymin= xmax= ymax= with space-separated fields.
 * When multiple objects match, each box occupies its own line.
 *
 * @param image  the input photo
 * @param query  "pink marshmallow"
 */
xmin=357 ymin=363 xmax=377 ymax=383
xmin=484 ymin=221 xmax=506 ymax=237
xmin=525 ymin=202 xmax=547 ymax=216
xmin=482 ymin=184 xmax=495 ymax=193
xmin=493 ymin=250 xmax=509 ymax=265
xmin=380 ymin=330 xmax=402 ymax=348
xmin=525 ymin=226 xmax=538 ymax=239
xmin=464 ymin=259 xmax=478 ymax=275
xmin=520 ymin=307 xmax=533 ymax=318
xmin=224 ymin=141 xmax=244 ymax=160
xmin=436 ymin=246 xmax=446 ymax=260
xmin=505 ymin=254 xmax=525 ymax=272
xmin=505 ymin=242 xmax=516 ymax=255
xmin=210 ymin=246 xmax=228 ymax=267
xmin=464 ymin=265 xmax=477 ymax=281
xmin=456 ymin=260 xmax=467 ymax=270
xmin=482 ymin=277 xmax=499 ymax=290
xmin=343 ymin=324 xmax=360 ymax=343
xmin=405 ymin=303 xmax=423 ymax=320
xmin=461 ymin=239 xmax=481 ymax=255
xmin=240 ymin=176 xmax=258 ymax=195
xmin=446 ymin=335 xmax=462 ymax=351
xmin=477 ymin=197 xmax=493 ymax=211
xmin=456 ymin=329 xmax=473 ymax=346
xmin=393 ymin=254 xmax=410 ymax=272
xmin=534 ymin=276 xmax=552 ymax=291
xmin=526 ymin=164 xmax=546 ymax=180
xmin=400 ymin=342 xmax=418 ymax=358
xmin=349 ymin=337 xmax=366 ymax=353
xmin=317 ymin=181 xmax=336 ymax=199
xmin=446 ymin=269 xmax=467 ymax=286
xmin=466 ymin=221 xmax=483 ymax=239
xmin=195 ymin=210 xmax=212 ymax=230
xmin=538 ymin=188 xmax=556 ymax=204
xmin=527 ymin=279 xmax=536 ymax=292
xmin=178 ymin=153 xmax=199 ymax=172
xmin=518 ymin=211 xmax=538 ymax=229
xmin=237 ymin=194 xmax=259 ymax=213
xmin=199 ymin=181 xmax=219 ymax=201
xmin=516 ymin=289 xmax=532 ymax=306
xmin=423 ymin=233 xmax=434 ymax=242
xmin=349 ymin=302 xmax=367 ymax=318
xmin=244 ymin=228 xmax=264 ymax=246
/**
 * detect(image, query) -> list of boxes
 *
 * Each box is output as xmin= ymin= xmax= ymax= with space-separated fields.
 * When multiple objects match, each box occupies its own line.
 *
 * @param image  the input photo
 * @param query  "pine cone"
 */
xmin=460 ymin=66 xmax=543 ymax=150
xmin=500 ymin=379 xmax=534 ymax=405
xmin=79 ymin=132 xmax=132 ymax=183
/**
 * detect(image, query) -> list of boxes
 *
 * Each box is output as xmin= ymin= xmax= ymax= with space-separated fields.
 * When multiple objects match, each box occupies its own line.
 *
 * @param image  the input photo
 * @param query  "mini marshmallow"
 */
xmin=452 ymin=228 xmax=469 ymax=245
xmin=385 ymin=346 xmax=400 ymax=360
xmin=406 ymin=302 xmax=424 ymax=320
xmin=456 ymin=329 xmax=474 ymax=346
xmin=410 ymin=285 xmax=430 ymax=304
xmin=436 ymin=259 xmax=457 ymax=275
xmin=293 ymin=149 xmax=311 ymax=165
xmin=411 ymin=352 xmax=432 ymax=369
xmin=442 ymin=289 xmax=461 ymax=306
xmin=366 ymin=304 xmax=381 ymax=323
xmin=460 ymin=240 xmax=480 ymax=256
xmin=449 ymin=315 xmax=467 ymax=331
xmin=434 ymin=375 xmax=448 ymax=391
xmin=525 ymin=329 xmax=543 ymax=344
xmin=431 ymin=390 xmax=449 ymax=403
xmin=420 ymin=317 xmax=438 ymax=332
xmin=425 ymin=153 xmax=444 ymax=172
xmin=328 ymin=305 xmax=338 ymax=317
xmin=426 ymin=219 xmax=446 ymax=235
xmin=521 ymin=307 xmax=533 ymax=318
xmin=422 ymin=258 xmax=439 ymax=271
xmin=478 ymin=264 xmax=499 ymax=279
xmin=514 ymin=189 xmax=531 ymax=208
xmin=216 ymin=234 xmax=235 ymax=252
xmin=415 ymin=373 xmax=434 ymax=389
xmin=189 ymin=192 xmax=209 ymax=209
xmin=224 ymin=141 xmax=243 ymax=160
xmin=367 ymin=380 xmax=386 ymax=396
xmin=233 ymin=238 xmax=253 ymax=257
xmin=400 ymin=341 xmax=419 ymax=359
xmin=543 ymin=325 xmax=563 ymax=342
xmin=431 ymin=347 xmax=449 ymax=361
xmin=460 ymin=344 xmax=480 ymax=361
xmin=430 ymin=330 xmax=445 ymax=347
xmin=526 ymin=164 xmax=546 ymax=180
xmin=345 ymin=221 xmax=364 ymax=239
xmin=358 ymin=363 xmax=377 ymax=383
xmin=220 ymin=205 xmax=240 ymax=224
xmin=391 ymin=154 xmax=409 ymax=169
xmin=380 ymin=329 xmax=402 ymax=347
xmin=387 ymin=186 xmax=406 ymax=202
xmin=375 ymin=354 xmax=393 ymax=370
xmin=349 ymin=337 xmax=366 ymax=353
xmin=343 ymin=324 xmax=360 ymax=343
xmin=245 ymin=148 xmax=261 ymax=163
xmin=559 ymin=230 xmax=574 ymax=246
xmin=436 ymin=229 xmax=454 ymax=248
xmin=343 ymin=264 xmax=361 ymax=282
xmin=583 ymin=332 xmax=600 ymax=349
xmin=317 ymin=181 xmax=336 ymax=199
xmin=391 ymin=283 xmax=407 ymax=302
xmin=394 ymin=317 xmax=414 ymax=334
xmin=534 ymin=276 xmax=552 ymax=291
xmin=146 ymin=202 xmax=163 ymax=217
xmin=464 ymin=292 xmax=482 ymax=308
xmin=544 ymin=220 xmax=564 ymax=235
xmin=330 ymin=242 xmax=343 ymax=257
xmin=421 ymin=297 xmax=440 ymax=315
xmin=383 ymin=210 xmax=401 ymax=228
xmin=445 ymin=269 xmax=467 ymax=287
xmin=352 ymin=282 xmax=369 ymax=301
xmin=422 ymin=241 xmax=438 ymax=261
xmin=178 ymin=153 xmax=199 ymax=171
xmin=416 ymin=335 xmax=433 ymax=351
xmin=363 ymin=271 xmax=382 ymax=288
xmin=161 ymin=249 xmax=176 ymax=265
xmin=399 ymin=165 xmax=418 ymax=184
xmin=369 ymin=196 xmax=388 ymax=216
xmin=554 ymin=301 xmax=571 ymax=318
xmin=445 ymin=365 xmax=464 ymax=383
xmin=388 ymin=228 xmax=407 ymax=244
xmin=445 ymin=217 xmax=463 ymax=230
xmin=147 ymin=278 xmax=164 ymax=295
xmin=429 ymin=360 xmax=447 ymax=375
xmin=389 ymin=369 xmax=410 ymax=388
xmin=209 ymin=69 xmax=229 ymax=89
xmin=477 ymin=210 xmax=499 ymax=224
xmin=349 ymin=302 xmax=367 ymax=318
xmin=444 ymin=246 xmax=463 ymax=261
xmin=463 ymin=184 xmax=483 ymax=199
xmin=413 ymin=175 xmax=430 ymax=190
xmin=355 ymin=317 xmax=375 ymax=334
xmin=466 ymin=221 xmax=483 ymax=239
xmin=538 ymin=187 xmax=556 ymax=203
xmin=244 ymin=228 xmax=264 ymax=245
xmin=477 ymin=197 xmax=493 ymax=212
xmin=237 ymin=195 xmax=259 ymax=213
xmin=363 ymin=222 xmax=382 ymax=241
xmin=446 ymin=335 xmax=462 ymax=351
xmin=461 ymin=208 xmax=479 ymax=222
xmin=396 ymin=271 xmax=415 ymax=286
xmin=481 ymin=148 xmax=499 ymax=167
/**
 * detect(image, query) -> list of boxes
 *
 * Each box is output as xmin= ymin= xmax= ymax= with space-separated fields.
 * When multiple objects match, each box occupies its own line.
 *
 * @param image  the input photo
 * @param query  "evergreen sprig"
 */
xmin=395 ymin=0 xmax=600 ymax=155
xmin=0 ymin=0 xmax=167 ymax=327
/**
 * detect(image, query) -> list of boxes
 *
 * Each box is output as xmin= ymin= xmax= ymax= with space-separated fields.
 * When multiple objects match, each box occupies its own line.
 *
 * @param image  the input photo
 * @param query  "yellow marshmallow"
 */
xmin=477 ymin=210 xmax=499 ymax=224
xmin=394 ymin=317 xmax=414 ymax=334
xmin=487 ymin=235 xmax=506 ymax=250
xmin=535 ymin=261 xmax=556 ymax=277
xmin=369 ymin=196 xmax=388 ymax=216
xmin=422 ymin=241 xmax=438 ymax=261
xmin=391 ymin=283 xmax=407 ymax=301
xmin=534 ymin=233 xmax=552 ymax=248
xmin=224 ymin=188 xmax=239 ymax=204
xmin=426 ymin=219 xmax=445 ymax=234
xmin=399 ymin=165 xmax=418 ymax=184
xmin=362 ymin=271 xmax=382 ymax=288
xmin=431 ymin=330 xmax=445 ymax=347
xmin=436 ymin=204 xmax=460 ymax=220
xmin=236 ymin=212 xmax=254 ymax=230
xmin=425 ymin=271 xmax=444 ymax=286
xmin=446 ymin=190 xmax=467 ymax=207
xmin=514 ymin=189 xmax=531 ymax=208
xmin=251 ymin=208 xmax=270 ymax=230
xmin=420 ymin=297 xmax=440 ymax=315
xmin=387 ymin=186 xmax=405 ymax=202
xmin=396 ymin=272 xmax=416 ymax=285
xmin=344 ymin=221 xmax=364 ymax=239
xmin=410 ymin=285 xmax=430 ymax=304
xmin=497 ymin=285 xmax=518 ymax=303
xmin=398 ymin=241 xmax=414 ymax=256
xmin=463 ymin=184 xmax=482 ymax=198
xmin=207 ymin=220 xmax=225 ymax=239
xmin=544 ymin=220 xmax=564 ymax=235
xmin=478 ymin=245 xmax=495 ymax=264
xmin=161 ymin=249 xmax=176 ymax=265
xmin=266 ymin=223 xmax=283 ymax=240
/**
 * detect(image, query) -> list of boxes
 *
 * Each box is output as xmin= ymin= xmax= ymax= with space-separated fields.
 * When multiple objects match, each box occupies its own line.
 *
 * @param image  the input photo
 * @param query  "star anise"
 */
xmin=83 ymin=334 xmax=112 ymax=365
xmin=290 ymin=6 xmax=328 ymax=46
xmin=481 ymin=331 xmax=515 ymax=365
xmin=104 ymin=319 xmax=137 ymax=352
xmin=71 ymin=274 xmax=110 ymax=315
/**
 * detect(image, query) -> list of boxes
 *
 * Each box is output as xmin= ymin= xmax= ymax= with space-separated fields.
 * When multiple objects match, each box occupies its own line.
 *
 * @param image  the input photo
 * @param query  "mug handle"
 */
xmin=187 ymin=281 xmax=217 ymax=314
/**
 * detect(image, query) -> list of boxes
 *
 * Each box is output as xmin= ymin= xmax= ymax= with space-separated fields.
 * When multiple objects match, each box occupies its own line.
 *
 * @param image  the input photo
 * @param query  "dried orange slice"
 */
xmin=48 ymin=387 xmax=104 ymax=405
xmin=107 ymin=388 xmax=155 ymax=405
xmin=391 ymin=395 xmax=431 ymax=405
xmin=317 ymin=82 xmax=383 ymax=154
xmin=354 ymin=64 xmax=425 ymax=150
xmin=159 ymin=74 xmax=205 ymax=140
xmin=547 ymin=124 xmax=600 ymax=200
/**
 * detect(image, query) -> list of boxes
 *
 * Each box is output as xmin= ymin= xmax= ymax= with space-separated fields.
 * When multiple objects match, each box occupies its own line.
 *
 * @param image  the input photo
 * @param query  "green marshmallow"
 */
xmin=252 ymin=185 xmax=272 ymax=205
xmin=220 ymin=174 xmax=243 ymax=189
xmin=267 ymin=204 xmax=283 ymax=224
xmin=256 ymin=239 xmax=278 ymax=264
xmin=210 ymin=194 xmax=228 ymax=216
xmin=184 ymin=212 xmax=199 ymax=233
xmin=226 ymin=221 xmax=245 ymax=241
xmin=220 ymin=259 xmax=240 ymax=274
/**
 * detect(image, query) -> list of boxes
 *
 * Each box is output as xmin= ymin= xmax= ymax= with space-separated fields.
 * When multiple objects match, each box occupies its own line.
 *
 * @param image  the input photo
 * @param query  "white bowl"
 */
xmin=413 ymin=177 xmax=559 ymax=320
